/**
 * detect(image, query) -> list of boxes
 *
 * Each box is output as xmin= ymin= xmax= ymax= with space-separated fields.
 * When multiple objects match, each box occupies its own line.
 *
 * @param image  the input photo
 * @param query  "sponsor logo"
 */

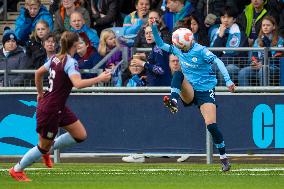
xmin=252 ymin=104 xmax=284 ymax=148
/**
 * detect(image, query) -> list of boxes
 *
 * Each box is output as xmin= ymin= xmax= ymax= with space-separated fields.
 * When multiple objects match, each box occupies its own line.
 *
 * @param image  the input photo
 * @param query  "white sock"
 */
xmin=14 ymin=146 xmax=42 ymax=172
xmin=49 ymin=133 xmax=77 ymax=152
xmin=220 ymin=154 xmax=227 ymax=159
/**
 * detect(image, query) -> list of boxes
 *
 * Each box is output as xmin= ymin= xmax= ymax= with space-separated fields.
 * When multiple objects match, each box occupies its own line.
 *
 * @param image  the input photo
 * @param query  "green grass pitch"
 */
xmin=1 ymin=163 xmax=284 ymax=189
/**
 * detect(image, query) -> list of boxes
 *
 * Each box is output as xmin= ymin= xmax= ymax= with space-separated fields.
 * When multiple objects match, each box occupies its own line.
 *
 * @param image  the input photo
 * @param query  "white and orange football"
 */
xmin=172 ymin=28 xmax=194 ymax=50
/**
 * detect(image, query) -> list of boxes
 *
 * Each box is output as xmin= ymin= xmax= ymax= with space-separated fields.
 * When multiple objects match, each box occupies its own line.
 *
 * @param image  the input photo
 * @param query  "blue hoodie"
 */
xmin=71 ymin=24 xmax=100 ymax=48
xmin=15 ymin=5 xmax=53 ymax=45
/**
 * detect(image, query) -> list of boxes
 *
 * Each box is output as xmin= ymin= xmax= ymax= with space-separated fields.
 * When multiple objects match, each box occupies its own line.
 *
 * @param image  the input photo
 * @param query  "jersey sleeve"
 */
xmin=43 ymin=58 xmax=52 ymax=70
xmin=64 ymin=58 xmax=81 ymax=77
xmin=200 ymin=47 xmax=217 ymax=64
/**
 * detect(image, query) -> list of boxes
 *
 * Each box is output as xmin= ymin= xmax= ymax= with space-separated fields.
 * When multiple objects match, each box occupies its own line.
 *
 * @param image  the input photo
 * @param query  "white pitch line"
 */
xmin=0 ymin=168 xmax=58 ymax=172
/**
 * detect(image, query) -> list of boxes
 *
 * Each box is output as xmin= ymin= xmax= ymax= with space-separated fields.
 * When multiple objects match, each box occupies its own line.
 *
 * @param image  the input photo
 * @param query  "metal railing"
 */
xmin=1 ymin=47 xmax=283 ymax=87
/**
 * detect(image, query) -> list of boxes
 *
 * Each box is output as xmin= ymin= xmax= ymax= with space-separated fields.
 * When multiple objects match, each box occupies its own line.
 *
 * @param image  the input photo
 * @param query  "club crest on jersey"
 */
xmin=47 ymin=132 xmax=54 ymax=139
xmin=52 ymin=57 xmax=61 ymax=65
xmin=192 ymin=57 xmax=198 ymax=62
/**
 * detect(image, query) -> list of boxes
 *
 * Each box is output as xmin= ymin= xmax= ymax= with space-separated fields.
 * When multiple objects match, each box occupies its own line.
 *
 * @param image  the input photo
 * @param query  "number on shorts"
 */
xmin=209 ymin=89 xmax=215 ymax=101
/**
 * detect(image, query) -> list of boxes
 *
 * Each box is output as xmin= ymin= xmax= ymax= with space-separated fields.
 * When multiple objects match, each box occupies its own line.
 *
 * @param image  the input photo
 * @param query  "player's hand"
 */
xmin=98 ymin=71 xmax=112 ymax=82
xmin=227 ymin=83 xmax=236 ymax=93
xmin=148 ymin=17 xmax=157 ymax=26
xmin=37 ymin=92 xmax=44 ymax=102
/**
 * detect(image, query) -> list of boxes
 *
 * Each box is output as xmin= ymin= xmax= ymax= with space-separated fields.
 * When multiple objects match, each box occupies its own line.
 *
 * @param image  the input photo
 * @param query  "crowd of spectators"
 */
xmin=0 ymin=0 xmax=284 ymax=87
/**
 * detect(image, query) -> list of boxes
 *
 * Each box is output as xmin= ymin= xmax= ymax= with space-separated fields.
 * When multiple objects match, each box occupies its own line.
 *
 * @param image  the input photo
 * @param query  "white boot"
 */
xmin=177 ymin=155 xmax=190 ymax=162
xmin=122 ymin=154 xmax=145 ymax=163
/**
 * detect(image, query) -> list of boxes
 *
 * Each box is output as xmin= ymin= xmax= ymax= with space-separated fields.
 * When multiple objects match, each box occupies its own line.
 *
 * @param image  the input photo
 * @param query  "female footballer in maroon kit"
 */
xmin=9 ymin=31 xmax=111 ymax=182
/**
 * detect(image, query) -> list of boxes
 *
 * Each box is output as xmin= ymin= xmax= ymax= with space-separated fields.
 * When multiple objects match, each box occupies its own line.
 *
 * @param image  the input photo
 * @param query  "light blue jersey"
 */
xmin=152 ymin=24 xmax=233 ymax=91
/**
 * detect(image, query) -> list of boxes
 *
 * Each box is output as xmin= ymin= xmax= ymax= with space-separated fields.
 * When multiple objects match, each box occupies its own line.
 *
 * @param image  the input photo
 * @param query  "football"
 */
xmin=172 ymin=28 xmax=194 ymax=50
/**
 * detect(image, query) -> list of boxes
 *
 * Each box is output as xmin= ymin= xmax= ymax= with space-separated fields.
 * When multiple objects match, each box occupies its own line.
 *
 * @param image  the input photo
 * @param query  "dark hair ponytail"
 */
xmin=58 ymin=31 xmax=79 ymax=60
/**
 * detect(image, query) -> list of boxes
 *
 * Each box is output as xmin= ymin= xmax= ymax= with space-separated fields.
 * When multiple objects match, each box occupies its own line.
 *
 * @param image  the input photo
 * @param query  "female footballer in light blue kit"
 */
xmin=150 ymin=19 xmax=235 ymax=172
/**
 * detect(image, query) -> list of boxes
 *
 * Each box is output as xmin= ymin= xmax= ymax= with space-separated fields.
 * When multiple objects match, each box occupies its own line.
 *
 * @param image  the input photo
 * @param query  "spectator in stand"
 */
xmin=134 ymin=9 xmax=171 ymax=48
xmin=238 ymin=16 xmax=284 ymax=86
xmin=264 ymin=0 xmax=284 ymax=38
xmin=237 ymin=0 xmax=268 ymax=47
xmin=175 ymin=14 xmax=209 ymax=46
xmin=123 ymin=0 xmax=151 ymax=35
xmin=197 ymin=0 xmax=236 ymax=29
xmin=15 ymin=0 xmax=53 ymax=46
xmin=163 ymin=0 xmax=196 ymax=32
xmin=98 ymin=29 xmax=123 ymax=86
xmin=90 ymin=0 xmax=122 ymax=35
xmin=0 ymin=27 xmax=32 ymax=87
xmin=209 ymin=7 xmax=248 ymax=86
xmin=69 ymin=11 xmax=99 ymax=48
xmin=119 ymin=57 xmax=146 ymax=87
xmin=130 ymin=24 xmax=171 ymax=86
xmin=42 ymin=33 xmax=58 ymax=61
xmin=53 ymin=0 xmax=90 ymax=40
xmin=26 ymin=20 xmax=51 ymax=69
xmin=74 ymin=35 xmax=103 ymax=79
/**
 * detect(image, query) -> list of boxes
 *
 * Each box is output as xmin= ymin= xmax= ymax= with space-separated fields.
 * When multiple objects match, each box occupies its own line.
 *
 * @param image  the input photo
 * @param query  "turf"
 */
xmin=1 ymin=163 xmax=284 ymax=189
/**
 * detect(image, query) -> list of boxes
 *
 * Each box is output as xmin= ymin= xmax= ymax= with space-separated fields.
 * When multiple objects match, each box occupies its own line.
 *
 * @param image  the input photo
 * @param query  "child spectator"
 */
xmin=134 ymin=9 xmax=171 ymax=48
xmin=74 ymin=34 xmax=103 ymax=79
xmin=209 ymin=7 xmax=248 ymax=85
xmin=0 ymin=27 xmax=32 ymax=86
xmin=69 ymin=11 xmax=99 ymax=48
xmin=15 ymin=0 xmax=53 ymax=46
xmin=120 ymin=58 xmax=146 ymax=87
xmin=238 ymin=16 xmax=284 ymax=86
xmin=53 ymin=0 xmax=90 ymax=39
xmin=26 ymin=20 xmax=51 ymax=69
xmin=98 ymin=29 xmax=123 ymax=86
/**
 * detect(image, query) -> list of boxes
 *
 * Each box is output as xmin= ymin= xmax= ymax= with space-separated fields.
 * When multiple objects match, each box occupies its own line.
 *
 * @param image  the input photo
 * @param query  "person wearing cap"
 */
xmin=15 ymin=0 xmax=53 ymax=46
xmin=0 ymin=27 xmax=32 ymax=86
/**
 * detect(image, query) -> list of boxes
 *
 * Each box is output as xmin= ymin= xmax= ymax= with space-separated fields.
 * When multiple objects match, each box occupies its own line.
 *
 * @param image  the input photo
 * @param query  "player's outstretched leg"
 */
xmin=9 ymin=145 xmax=47 ymax=181
xmin=207 ymin=123 xmax=231 ymax=172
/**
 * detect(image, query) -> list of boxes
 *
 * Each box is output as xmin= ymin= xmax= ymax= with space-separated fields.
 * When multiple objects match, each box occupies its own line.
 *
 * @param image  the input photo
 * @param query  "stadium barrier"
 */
xmin=1 ymin=47 xmax=284 ymax=87
xmin=1 ymin=87 xmax=284 ymax=164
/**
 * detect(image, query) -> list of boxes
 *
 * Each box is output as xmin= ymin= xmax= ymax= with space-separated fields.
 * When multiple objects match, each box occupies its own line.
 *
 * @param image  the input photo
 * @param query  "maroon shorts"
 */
xmin=36 ymin=106 xmax=78 ymax=140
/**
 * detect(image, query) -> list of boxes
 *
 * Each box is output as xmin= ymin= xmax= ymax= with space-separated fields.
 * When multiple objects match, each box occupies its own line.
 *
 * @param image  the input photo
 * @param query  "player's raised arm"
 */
xmin=150 ymin=20 xmax=171 ymax=52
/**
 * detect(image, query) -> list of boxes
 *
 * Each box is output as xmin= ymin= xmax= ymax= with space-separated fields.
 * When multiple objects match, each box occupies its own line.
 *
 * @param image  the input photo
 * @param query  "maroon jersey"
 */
xmin=38 ymin=55 xmax=79 ymax=113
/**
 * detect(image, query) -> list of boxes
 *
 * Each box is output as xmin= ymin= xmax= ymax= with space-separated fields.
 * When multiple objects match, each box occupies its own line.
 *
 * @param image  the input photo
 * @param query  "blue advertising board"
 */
xmin=0 ymin=93 xmax=283 ymax=155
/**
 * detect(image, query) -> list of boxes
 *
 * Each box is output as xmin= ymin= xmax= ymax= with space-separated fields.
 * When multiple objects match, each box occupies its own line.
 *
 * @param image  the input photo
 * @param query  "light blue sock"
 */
xmin=50 ymin=133 xmax=77 ymax=152
xmin=14 ymin=146 xmax=42 ymax=172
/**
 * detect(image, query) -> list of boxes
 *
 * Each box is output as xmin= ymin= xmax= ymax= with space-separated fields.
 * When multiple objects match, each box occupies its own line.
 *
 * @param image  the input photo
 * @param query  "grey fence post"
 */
xmin=53 ymin=132 xmax=60 ymax=163
xmin=262 ymin=47 xmax=269 ymax=86
xmin=3 ymin=0 xmax=7 ymax=20
xmin=121 ymin=47 xmax=129 ymax=72
xmin=4 ymin=56 xmax=8 ymax=87
xmin=206 ymin=130 xmax=213 ymax=164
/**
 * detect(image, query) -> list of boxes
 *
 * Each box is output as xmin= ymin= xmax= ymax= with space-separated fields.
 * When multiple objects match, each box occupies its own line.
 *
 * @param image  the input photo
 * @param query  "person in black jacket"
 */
xmin=90 ymin=0 xmax=122 ymax=34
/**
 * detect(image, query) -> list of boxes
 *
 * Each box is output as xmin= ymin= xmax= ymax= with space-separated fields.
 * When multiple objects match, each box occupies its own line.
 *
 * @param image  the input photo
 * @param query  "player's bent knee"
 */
xmin=37 ymin=145 xmax=50 ymax=154
xmin=73 ymin=134 xmax=87 ymax=143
